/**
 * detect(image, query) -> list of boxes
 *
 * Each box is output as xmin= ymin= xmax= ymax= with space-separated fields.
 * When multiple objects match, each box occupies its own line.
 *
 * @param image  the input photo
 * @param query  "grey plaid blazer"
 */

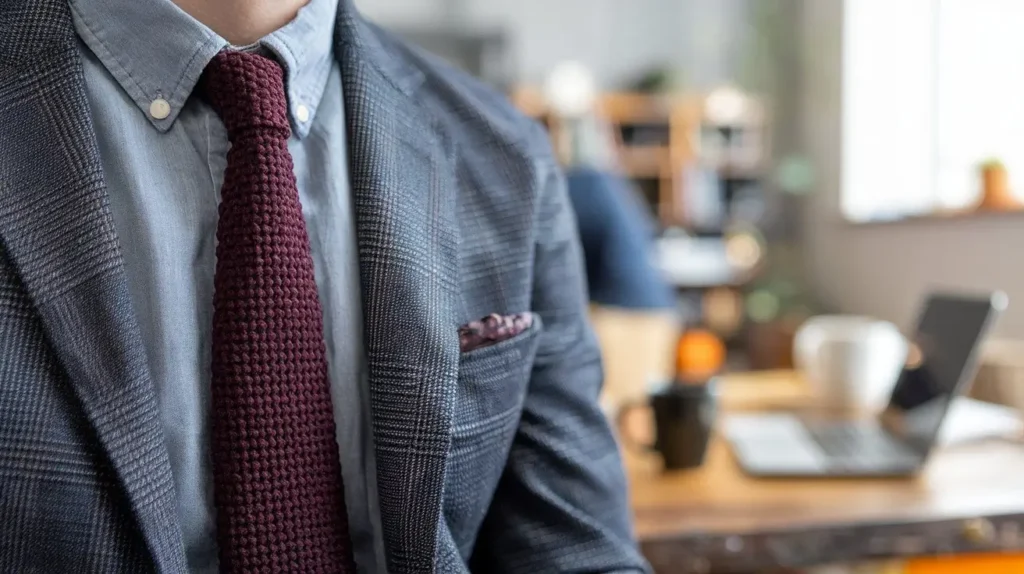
xmin=0 ymin=0 xmax=649 ymax=572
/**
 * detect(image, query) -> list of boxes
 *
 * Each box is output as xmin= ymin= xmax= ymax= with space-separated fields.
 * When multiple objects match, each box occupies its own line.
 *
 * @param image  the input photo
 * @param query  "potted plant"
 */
xmin=978 ymin=158 xmax=1020 ymax=211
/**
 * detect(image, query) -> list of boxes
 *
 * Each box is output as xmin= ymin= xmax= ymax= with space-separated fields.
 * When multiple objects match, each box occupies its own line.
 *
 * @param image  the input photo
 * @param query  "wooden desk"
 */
xmin=628 ymin=371 xmax=1024 ymax=573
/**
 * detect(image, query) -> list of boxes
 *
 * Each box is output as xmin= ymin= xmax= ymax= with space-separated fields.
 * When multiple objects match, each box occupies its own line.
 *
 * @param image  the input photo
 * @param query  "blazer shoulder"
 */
xmin=366 ymin=22 xmax=553 ymax=165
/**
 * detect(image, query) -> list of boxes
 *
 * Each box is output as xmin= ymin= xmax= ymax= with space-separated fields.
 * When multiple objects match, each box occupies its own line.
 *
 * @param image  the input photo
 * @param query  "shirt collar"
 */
xmin=69 ymin=0 xmax=338 ymax=138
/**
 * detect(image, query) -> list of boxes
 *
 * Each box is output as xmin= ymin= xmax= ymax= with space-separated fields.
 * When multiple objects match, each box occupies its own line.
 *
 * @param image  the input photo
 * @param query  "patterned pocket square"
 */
xmin=458 ymin=312 xmax=534 ymax=353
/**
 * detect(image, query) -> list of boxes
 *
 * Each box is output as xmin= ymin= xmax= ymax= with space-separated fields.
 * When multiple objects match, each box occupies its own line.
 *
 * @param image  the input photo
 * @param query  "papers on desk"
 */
xmin=936 ymin=397 xmax=1023 ymax=446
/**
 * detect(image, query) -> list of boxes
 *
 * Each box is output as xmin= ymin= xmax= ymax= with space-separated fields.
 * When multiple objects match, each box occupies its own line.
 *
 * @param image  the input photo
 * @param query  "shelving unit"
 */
xmin=510 ymin=87 xmax=769 ymax=233
xmin=510 ymin=87 xmax=702 ymax=227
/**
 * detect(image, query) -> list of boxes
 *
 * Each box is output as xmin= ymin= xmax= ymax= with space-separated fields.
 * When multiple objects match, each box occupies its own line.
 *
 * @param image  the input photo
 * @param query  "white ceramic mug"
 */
xmin=794 ymin=316 xmax=908 ymax=412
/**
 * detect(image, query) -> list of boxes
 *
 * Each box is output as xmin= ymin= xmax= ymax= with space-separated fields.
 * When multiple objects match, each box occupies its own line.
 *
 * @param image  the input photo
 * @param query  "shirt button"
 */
xmin=296 ymin=104 xmax=310 ymax=123
xmin=149 ymin=98 xmax=171 ymax=120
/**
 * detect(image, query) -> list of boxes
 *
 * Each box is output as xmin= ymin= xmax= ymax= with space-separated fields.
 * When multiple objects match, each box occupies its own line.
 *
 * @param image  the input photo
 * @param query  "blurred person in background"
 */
xmin=0 ymin=0 xmax=648 ymax=572
xmin=568 ymin=167 xmax=675 ymax=312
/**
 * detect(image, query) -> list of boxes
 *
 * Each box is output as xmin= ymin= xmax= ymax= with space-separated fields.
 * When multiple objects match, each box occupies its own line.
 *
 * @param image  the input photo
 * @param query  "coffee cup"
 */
xmin=617 ymin=380 xmax=718 ymax=470
xmin=794 ymin=315 xmax=907 ymax=412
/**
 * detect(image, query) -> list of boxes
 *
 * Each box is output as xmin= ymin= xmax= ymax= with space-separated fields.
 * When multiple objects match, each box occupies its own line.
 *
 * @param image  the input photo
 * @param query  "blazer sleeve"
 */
xmin=468 ymin=130 xmax=651 ymax=574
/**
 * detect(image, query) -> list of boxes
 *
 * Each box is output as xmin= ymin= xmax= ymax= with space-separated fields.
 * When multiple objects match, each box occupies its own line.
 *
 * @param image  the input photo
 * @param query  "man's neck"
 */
xmin=173 ymin=0 xmax=309 ymax=45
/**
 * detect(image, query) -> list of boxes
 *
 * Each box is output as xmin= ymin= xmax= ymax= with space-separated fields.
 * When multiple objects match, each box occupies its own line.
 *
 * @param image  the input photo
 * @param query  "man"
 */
xmin=0 ymin=0 xmax=648 ymax=572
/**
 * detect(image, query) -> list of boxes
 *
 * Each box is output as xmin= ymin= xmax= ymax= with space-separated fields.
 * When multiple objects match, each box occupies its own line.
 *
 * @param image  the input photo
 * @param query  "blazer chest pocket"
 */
xmin=445 ymin=317 xmax=542 ymax=549
xmin=453 ymin=316 xmax=542 ymax=431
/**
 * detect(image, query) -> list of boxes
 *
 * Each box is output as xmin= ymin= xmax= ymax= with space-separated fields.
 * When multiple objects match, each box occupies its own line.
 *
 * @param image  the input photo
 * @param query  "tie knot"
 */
xmin=199 ymin=50 xmax=291 ymax=138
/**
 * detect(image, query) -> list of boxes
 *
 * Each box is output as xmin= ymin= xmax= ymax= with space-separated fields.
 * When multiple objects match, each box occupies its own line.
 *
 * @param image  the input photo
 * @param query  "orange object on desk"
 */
xmin=675 ymin=328 xmax=726 ymax=381
xmin=906 ymin=554 xmax=1024 ymax=573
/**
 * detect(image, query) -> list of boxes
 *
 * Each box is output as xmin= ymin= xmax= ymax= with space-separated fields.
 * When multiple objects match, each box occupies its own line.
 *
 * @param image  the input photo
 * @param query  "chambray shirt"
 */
xmin=69 ymin=0 xmax=384 ymax=572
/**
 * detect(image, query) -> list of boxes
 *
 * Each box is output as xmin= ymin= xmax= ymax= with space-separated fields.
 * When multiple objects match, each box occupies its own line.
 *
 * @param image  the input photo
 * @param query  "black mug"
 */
xmin=618 ymin=380 xmax=718 ymax=470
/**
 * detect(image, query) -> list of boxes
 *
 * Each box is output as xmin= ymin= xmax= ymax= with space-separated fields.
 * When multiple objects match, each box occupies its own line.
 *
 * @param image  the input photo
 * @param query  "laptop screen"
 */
xmin=880 ymin=293 xmax=1005 ymax=452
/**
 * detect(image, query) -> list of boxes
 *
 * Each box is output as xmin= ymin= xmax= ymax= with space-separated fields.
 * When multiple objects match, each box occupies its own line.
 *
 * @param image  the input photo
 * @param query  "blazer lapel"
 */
xmin=0 ymin=1 xmax=185 ymax=571
xmin=335 ymin=4 xmax=462 ymax=573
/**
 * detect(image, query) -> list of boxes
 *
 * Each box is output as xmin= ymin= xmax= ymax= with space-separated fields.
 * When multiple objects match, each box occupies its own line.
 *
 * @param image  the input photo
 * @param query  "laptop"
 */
xmin=725 ymin=291 xmax=1007 ymax=478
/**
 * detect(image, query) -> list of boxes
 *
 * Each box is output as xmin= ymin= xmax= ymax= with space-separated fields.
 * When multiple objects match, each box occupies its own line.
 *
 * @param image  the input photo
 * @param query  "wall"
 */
xmin=354 ymin=0 xmax=749 ymax=88
xmin=798 ymin=0 xmax=1024 ymax=337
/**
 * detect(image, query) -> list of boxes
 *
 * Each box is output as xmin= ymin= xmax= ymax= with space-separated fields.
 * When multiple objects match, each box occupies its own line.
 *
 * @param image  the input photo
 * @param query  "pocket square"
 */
xmin=459 ymin=312 xmax=534 ymax=353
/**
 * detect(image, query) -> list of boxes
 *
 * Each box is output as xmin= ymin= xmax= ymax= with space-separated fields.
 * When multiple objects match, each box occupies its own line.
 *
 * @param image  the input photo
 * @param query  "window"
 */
xmin=842 ymin=0 xmax=1024 ymax=222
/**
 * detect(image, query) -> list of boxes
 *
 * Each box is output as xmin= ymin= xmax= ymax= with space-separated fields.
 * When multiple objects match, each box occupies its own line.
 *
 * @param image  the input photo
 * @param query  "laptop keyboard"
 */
xmin=807 ymin=422 xmax=920 ymax=473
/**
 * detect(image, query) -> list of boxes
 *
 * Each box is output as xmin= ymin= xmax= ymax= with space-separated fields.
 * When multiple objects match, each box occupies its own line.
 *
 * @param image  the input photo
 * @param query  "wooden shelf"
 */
xmin=706 ymin=163 xmax=765 ymax=179
xmin=599 ymin=93 xmax=699 ymax=227
xmin=597 ymin=93 xmax=683 ymax=122
xmin=510 ymin=87 xmax=767 ymax=230
xmin=618 ymin=146 xmax=671 ymax=178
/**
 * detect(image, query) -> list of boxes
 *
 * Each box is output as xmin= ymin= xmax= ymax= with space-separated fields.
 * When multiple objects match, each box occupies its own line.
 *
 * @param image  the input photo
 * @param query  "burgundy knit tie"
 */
xmin=200 ymin=50 xmax=356 ymax=574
